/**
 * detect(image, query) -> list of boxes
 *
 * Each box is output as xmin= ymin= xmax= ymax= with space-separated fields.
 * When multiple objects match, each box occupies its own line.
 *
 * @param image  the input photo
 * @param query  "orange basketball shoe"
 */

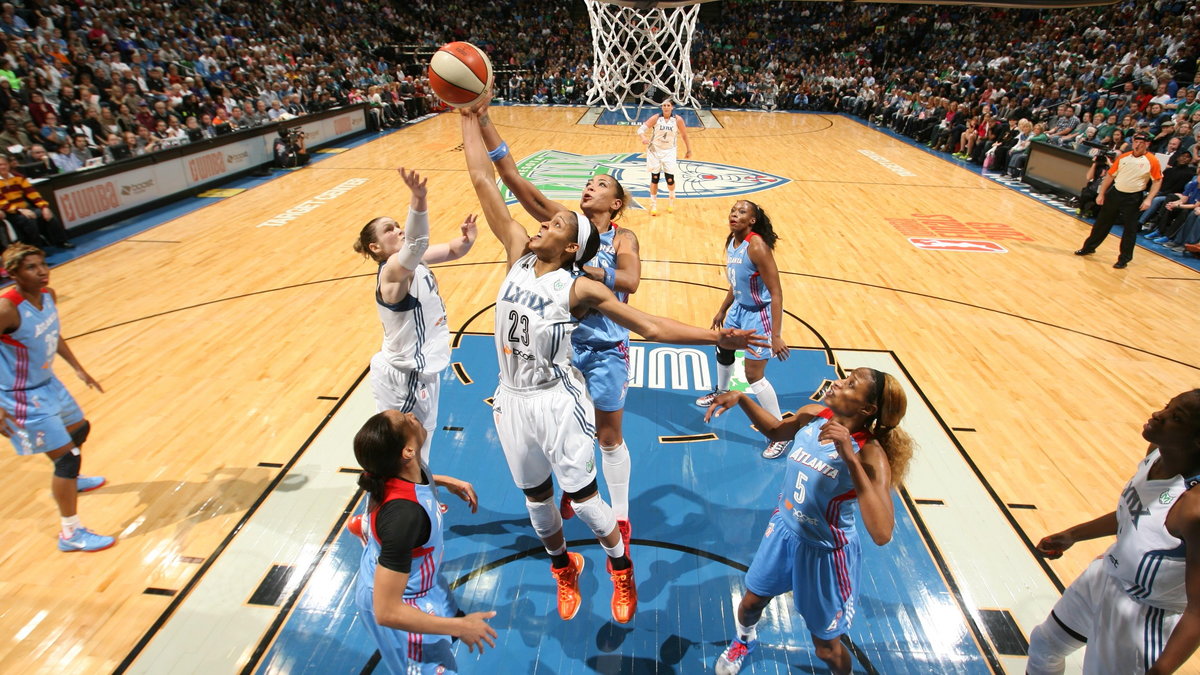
xmin=608 ymin=559 xmax=637 ymax=623
xmin=551 ymin=552 xmax=585 ymax=620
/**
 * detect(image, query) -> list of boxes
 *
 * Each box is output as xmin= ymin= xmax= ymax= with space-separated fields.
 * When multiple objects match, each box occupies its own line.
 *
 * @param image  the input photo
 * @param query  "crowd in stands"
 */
xmin=3 ymin=0 xmax=1200 ymax=256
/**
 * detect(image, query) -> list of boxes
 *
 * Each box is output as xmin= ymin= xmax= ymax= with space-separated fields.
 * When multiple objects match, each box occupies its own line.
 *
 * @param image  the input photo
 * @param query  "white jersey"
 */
xmin=375 ymin=262 xmax=450 ymax=374
xmin=494 ymin=253 xmax=580 ymax=389
xmin=1104 ymin=448 xmax=1197 ymax=612
xmin=649 ymin=114 xmax=679 ymax=152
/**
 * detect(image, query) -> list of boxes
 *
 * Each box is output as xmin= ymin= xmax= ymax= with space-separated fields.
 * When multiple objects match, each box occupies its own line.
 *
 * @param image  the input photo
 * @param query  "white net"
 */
xmin=584 ymin=0 xmax=702 ymax=118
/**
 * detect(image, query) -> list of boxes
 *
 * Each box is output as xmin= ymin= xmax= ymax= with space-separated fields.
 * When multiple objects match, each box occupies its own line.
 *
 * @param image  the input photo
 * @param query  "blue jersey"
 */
xmin=727 ymin=232 xmax=771 ymax=308
xmin=0 ymin=288 xmax=60 ymax=392
xmin=357 ymin=476 xmax=455 ymax=616
xmin=776 ymin=409 xmax=872 ymax=549
xmin=573 ymin=225 xmax=629 ymax=347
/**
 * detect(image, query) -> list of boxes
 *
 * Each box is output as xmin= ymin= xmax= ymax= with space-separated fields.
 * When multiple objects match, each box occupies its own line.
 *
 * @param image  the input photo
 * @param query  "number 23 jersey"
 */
xmin=494 ymin=253 xmax=581 ymax=389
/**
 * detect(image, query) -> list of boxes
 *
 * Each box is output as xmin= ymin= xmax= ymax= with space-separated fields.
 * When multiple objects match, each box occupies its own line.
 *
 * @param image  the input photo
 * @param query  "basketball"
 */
xmin=428 ymin=41 xmax=493 ymax=108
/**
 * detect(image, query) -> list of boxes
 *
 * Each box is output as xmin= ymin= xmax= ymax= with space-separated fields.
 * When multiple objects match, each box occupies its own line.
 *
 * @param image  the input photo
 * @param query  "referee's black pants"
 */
xmin=1081 ymin=187 xmax=1143 ymax=263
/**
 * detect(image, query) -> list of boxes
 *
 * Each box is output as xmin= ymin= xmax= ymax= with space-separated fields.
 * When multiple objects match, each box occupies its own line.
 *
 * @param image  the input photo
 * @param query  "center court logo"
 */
xmin=502 ymin=151 xmax=790 ymax=209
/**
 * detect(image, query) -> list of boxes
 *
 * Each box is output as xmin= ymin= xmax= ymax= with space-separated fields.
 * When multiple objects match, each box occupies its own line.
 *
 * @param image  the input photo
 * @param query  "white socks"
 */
xmin=735 ymin=617 xmax=759 ymax=643
xmin=61 ymin=514 xmax=81 ymax=538
xmin=601 ymin=441 xmax=631 ymax=520
xmin=747 ymin=377 xmax=782 ymax=419
xmin=716 ymin=362 xmax=733 ymax=393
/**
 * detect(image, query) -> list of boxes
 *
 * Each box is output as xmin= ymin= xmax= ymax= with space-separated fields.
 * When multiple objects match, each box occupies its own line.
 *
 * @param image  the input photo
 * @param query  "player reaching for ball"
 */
xmin=460 ymin=103 xmax=767 ymax=625
xmin=470 ymin=91 xmax=641 ymax=552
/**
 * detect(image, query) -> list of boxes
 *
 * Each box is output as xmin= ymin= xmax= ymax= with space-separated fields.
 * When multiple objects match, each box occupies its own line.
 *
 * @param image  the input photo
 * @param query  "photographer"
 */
xmin=273 ymin=126 xmax=310 ymax=169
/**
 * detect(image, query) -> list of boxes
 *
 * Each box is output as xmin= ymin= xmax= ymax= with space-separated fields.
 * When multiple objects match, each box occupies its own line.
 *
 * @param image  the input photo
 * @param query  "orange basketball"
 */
xmin=428 ymin=42 xmax=493 ymax=108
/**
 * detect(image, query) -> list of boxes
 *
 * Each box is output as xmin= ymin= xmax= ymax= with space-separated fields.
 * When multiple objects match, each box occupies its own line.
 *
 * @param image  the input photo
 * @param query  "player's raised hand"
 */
xmin=704 ymin=391 xmax=742 ymax=422
xmin=461 ymin=89 xmax=493 ymax=117
xmin=460 ymin=214 xmax=479 ymax=242
xmin=456 ymin=611 xmax=498 ymax=653
xmin=1036 ymin=531 xmax=1075 ymax=559
xmin=818 ymin=420 xmax=854 ymax=457
xmin=398 ymin=167 xmax=427 ymax=199
xmin=716 ymin=328 xmax=769 ymax=352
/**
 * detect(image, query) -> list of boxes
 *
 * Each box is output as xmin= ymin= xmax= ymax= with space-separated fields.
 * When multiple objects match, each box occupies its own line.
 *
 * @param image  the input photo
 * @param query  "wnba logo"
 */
xmin=189 ymin=152 xmax=227 ymax=182
xmin=58 ymin=181 xmax=120 ymax=223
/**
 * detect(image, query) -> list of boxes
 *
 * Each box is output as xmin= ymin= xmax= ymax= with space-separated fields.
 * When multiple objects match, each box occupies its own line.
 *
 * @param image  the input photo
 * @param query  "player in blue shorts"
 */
xmin=704 ymin=367 xmax=915 ymax=675
xmin=469 ymin=93 xmax=642 ymax=546
xmin=351 ymin=410 xmax=496 ymax=674
xmin=0 ymin=244 xmax=113 ymax=552
xmin=696 ymin=200 xmax=792 ymax=459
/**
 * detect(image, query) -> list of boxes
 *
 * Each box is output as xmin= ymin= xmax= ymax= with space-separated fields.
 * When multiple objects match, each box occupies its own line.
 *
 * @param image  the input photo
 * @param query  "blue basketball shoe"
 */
xmin=715 ymin=638 xmax=758 ymax=675
xmin=76 ymin=475 xmax=106 ymax=492
xmin=58 ymin=527 xmax=116 ymax=553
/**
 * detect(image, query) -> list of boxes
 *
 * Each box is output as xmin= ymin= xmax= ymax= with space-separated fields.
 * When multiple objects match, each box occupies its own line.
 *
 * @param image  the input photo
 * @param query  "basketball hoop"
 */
xmin=584 ymin=0 xmax=705 ymax=119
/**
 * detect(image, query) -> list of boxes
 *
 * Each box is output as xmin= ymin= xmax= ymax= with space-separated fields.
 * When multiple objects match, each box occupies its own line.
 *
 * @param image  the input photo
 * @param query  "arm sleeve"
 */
xmin=375 ymin=499 xmax=432 ymax=574
xmin=395 ymin=207 xmax=430 ymax=271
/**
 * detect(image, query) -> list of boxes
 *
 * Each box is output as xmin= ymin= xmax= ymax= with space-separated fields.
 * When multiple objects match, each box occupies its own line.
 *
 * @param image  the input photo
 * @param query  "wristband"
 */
xmin=602 ymin=267 xmax=616 ymax=290
xmin=487 ymin=141 xmax=509 ymax=162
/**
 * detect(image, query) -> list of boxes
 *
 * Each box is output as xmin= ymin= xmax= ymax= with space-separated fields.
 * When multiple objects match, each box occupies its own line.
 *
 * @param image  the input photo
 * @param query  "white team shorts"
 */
xmin=646 ymin=147 xmax=679 ymax=176
xmin=1049 ymin=556 xmax=1181 ymax=674
xmin=370 ymin=353 xmax=441 ymax=452
xmin=492 ymin=375 xmax=597 ymax=494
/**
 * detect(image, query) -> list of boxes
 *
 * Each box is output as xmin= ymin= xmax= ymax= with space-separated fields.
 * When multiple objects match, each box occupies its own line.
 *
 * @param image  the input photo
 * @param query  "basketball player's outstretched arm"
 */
xmin=746 ymin=236 xmax=789 ymax=360
xmin=460 ymin=111 xmax=530 ymax=268
xmin=571 ymin=276 xmax=767 ymax=350
xmin=1150 ymin=490 xmax=1200 ymax=674
xmin=1034 ymin=512 xmax=1119 ymax=559
xmin=373 ymin=567 xmax=497 ymax=653
xmin=705 ymin=394 xmax=819 ymax=441
xmin=377 ymin=168 xmax=431 ymax=304
xmin=422 ymin=215 xmax=478 ymax=265
xmin=471 ymin=95 xmax=568 ymax=222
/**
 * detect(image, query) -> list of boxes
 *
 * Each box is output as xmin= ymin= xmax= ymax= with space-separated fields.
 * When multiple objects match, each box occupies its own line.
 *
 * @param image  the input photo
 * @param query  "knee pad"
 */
xmin=716 ymin=346 xmax=736 ymax=366
xmin=564 ymin=478 xmax=599 ymax=502
xmin=650 ymin=172 xmax=660 ymax=183
xmin=525 ymin=495 xmax=563 ymax=540
xmin=665 ymin=173 xmax=675 ymax=186
xmin=570 ymin=494 xmax=617 ymax=539
xmin=53 ymin=448 xmax=81 ymax=479
xmin=521 ymin=475 xmax=554 ymax=500
xmin=1026 ymin=613 xmax=1085 ymax=674
xmin=69 ymin=420 xmax=91 ymax=448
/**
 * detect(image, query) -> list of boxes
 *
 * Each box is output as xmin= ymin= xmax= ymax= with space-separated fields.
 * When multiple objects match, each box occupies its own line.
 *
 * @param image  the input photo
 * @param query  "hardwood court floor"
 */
xmin=0 ymin=107 xmax=1197 ymax=673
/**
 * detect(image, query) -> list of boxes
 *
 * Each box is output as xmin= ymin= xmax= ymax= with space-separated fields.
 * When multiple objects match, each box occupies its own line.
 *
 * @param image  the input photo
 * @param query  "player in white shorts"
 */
xmin=1028 ymin=389 xmax=1200 ymax=675
xmin=470 ymin=93 xmax=640 ymax=548
xmin=637 ymin=99 xmax=692 ymax=216
xmin=461 ymin=103 xmax=766 ymax=626
xmin=353 ymin=167 xmax=477 ymax=467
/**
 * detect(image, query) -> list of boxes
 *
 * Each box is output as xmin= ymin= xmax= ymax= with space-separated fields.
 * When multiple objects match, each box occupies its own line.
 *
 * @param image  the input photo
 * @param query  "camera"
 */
xmin=279 ymin=127 xmax=304 ymax=143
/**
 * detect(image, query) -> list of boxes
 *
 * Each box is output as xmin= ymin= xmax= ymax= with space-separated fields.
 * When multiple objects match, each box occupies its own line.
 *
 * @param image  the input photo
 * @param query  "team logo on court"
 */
xmin=907 ymin=238 xmax=1008 ymax=253
xmin=501 ymin=151 xmax=790 ymax=209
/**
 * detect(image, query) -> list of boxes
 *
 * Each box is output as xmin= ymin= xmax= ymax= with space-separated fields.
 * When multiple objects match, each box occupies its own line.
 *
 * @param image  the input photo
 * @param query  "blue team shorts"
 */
xmin=744 ymin=510 xmax=860 ymax=640
xmin=572 ymin=340 xmax=630 ymax=412
xmin=724 ymin=303 xmax=773 ymax=361
xmin=355 ymin=582 xmax=460 ymax=674
xmin=1 ymin=377 xmax=84 ymax=456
